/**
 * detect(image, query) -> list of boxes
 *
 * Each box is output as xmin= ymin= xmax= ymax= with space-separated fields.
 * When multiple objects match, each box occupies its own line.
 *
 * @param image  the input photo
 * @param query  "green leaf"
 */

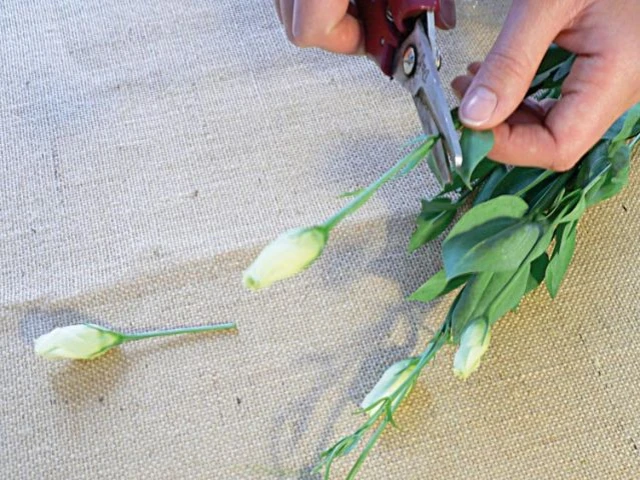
xmin=491 ymin=167 xmax=548 ymax=198
xmin=450 ymin=259 xmax=534 ymax=340
xmin=606 ymin=103 xmax=640 ymax=152
xmin=443 ymin=218 xmax=542 ymax=279
xmin=446 ymin=195 xmax=529 ymax=240
xmin=471 ymin=159 xmax=502 ymax=180
xmin=535 ymin=44 xmax=574 ymax=75
xmin=586 ymin=144 xmax=631 ymax=206
xmin=520 ymin=173 xmax=560 ymax=207
xmin=577 ymin=141 xmax=609 ymax=188
xmin=417 ymin=197 xmax=459 ymax=214
xmin=545 ymin=222 xmax=578 ymax=298
xmin=408 ymin=270 xmax=471 ymax=303
xmin=528 ymin=55 xmax=575 ymax=95
xmin=473 ymin=164 xmax=509 ymax=205
xmin=449 ymin=265 xmax=528 ymax=338
xmin=441 ymin=159 xmax=500 ymax=194
xmin=449 ymin=273 xmax=494 ymax=339
xmin=409 ymin=209 xmax=456 ymax=252
xmin=552 ymin=56 xmax=574 ymax=82
xmin=458 ymin=128 xmax=495 ymax=187
xmin=527 ymin=222 xmax=555 ymax=259
xmin=408 ymin=197 xmax=459 ymax=252
xmin=486 ymin=266 xmax=530 ymax=323
xmin=558 ymin=191 xmax=586 ymax=223
xmin=525 ymin=253 xmax=550 ymax=295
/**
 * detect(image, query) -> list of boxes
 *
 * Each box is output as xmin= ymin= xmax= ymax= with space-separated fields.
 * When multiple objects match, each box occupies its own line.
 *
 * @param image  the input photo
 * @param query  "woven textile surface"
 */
xmin=1 ymin=1 xmax=639 ymax=479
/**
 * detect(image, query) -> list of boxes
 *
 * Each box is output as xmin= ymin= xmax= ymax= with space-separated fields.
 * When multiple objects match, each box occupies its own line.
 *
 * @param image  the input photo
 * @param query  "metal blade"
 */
xmin=393 ymin=15 xmax=462 ymax=183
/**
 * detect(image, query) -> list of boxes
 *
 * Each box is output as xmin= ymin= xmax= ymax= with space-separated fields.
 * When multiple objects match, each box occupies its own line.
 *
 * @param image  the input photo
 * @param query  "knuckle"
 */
xmin=483 ymin=48 xmax=535 ymax=87
xmin=549 ymin=145 xmax=578 ymax=172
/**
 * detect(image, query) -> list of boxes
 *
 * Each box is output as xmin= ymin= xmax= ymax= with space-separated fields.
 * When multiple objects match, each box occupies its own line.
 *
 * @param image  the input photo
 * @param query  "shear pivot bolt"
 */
xmin=403 ymin=46 xmax=417 ymax=77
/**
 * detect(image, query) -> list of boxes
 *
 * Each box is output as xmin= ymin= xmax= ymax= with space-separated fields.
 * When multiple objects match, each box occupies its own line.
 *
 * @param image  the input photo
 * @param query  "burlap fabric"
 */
xmin=1 ymin=1 xmax=638 ymax=479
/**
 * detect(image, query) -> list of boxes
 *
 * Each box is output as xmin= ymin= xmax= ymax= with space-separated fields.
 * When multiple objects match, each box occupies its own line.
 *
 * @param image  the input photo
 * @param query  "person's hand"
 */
xmin=274 ymin=0 xmax=364 ymax=54
xmin=274 ymin=1 xmax=456 ymax=55
xmin=453 ymin=0 xmax=640 ymax=171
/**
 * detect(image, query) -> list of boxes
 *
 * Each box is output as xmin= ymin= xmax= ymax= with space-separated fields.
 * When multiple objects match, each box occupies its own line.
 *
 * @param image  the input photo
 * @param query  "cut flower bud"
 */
xmin=453 ymin=318 xmax=491 ymax=380
xmin=243 ymin=226 xmax=328 ymax=291
xmin=34 ymin=324 xmax=123 ymax=360
xmin=34 ymin=322 xmax=237 ymax=361
xmin=361 ymin=357 xmax=419 ymax=417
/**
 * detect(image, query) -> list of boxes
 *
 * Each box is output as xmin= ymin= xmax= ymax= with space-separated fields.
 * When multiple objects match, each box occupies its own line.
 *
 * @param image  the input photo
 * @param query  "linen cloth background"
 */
xmin=1 ymin=1 xmax=639 ymax=479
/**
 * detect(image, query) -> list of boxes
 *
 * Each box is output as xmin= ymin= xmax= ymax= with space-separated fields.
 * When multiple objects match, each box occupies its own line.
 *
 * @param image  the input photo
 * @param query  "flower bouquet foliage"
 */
xmin=243 ymin=45 xmax=640 ymax=478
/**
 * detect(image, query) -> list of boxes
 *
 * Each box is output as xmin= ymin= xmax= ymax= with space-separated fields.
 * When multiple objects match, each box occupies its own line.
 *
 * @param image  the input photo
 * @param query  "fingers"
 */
xmin=453 ymin=72 xmax=555 ymax=127
xmin=452 ymin=75 xmax=472 ymax=99
xmin=491 ymin=54 xmax=634 ymax=171
xmin=436 ymin=0 xmax=456 ymax=30
xmin=275 ymin=0 xmax=363 ymax=54
xmin=454 ymin=52 xmax=636 ymax=171
xmin=458 ymin=0 xmax=572 ymax=130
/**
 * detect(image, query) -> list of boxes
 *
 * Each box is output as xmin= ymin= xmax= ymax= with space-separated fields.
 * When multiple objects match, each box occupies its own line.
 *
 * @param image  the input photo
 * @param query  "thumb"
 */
xmin=459 ymin=0 xmax=568 ymax=129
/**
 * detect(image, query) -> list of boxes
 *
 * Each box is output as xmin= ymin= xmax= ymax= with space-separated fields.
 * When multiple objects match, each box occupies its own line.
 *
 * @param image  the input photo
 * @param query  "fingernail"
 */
xmin=460 ymin=86 xmax=497 ymax=126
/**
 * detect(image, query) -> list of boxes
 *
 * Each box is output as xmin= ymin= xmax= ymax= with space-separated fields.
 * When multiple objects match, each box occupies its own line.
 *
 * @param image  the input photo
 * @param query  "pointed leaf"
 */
xmin=525 ymin=253 xmax=550 ymax=295
xmin=606 ymin=103 xmax=640 ymax=150
xmin=473 ymin=164 xmax=509 ymax=205
xmin=558 ymin=191 xmax=586 ymax=223
xmin=409 ymin=209 xmax=456 ymax=251
xmin=408 ymin=270 xmax=471 ymax=303
xmin=446 ymin=195 xmax=529 ymax=240
xmin=486 ymin=265 xmax=530 ymax=323
xmin=450 ymin=264 xmax=531 ymax=339
xmin=536 ymin=45 xmax=574 ymax=75
xmin=443 ymin=219 xmax=542 ymax=279
xmin=491 ymin=167 xmax=547 ymax=198
xmin=458 ymin=128 xmax=495 ymax=187
xmin=586 ymin=144 xmax=631 ymax=206
xmin=577 ymin=141 xmax=609 ymax=188
xmin=449 ymin=273 xmax=494 ymax=339
xmin=418 ymin=197 xmax=458 ymax=214
xmin=528 ymin=55 xmax=575 ymax=94
xmin=545 ymin=222 xmax=578 ymax=298
xmin=528 ymin=222 xmax=555 ymax=260
xmin=441 ymin=159 xmax=500 ymax=194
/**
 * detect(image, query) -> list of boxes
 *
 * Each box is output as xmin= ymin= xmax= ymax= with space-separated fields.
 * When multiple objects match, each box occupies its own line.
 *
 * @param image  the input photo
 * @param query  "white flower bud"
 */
xmin=243 ymin=226 xmax=328 ymax=291
xmin=453 ymin=318 xmax=491 ymax=380
xmin=361 ymin=357 xmax=419 ymax=417
xmin=34 ymin=324 xmax=123 ymax=360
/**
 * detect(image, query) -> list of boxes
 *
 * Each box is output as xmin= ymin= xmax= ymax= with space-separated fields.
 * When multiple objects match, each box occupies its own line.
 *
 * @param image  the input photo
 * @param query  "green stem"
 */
xmin=346 ymin=420 xmax=389 ymax=480
xmin=121 ymin=323 xmax=237 ymax=342
xmin=323 ymin=136 xmax=438 ymax=231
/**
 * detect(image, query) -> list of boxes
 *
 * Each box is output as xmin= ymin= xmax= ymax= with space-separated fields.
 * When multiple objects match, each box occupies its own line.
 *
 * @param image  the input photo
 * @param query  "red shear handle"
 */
xmin=351 ymin=0 xmax=440 ymax=76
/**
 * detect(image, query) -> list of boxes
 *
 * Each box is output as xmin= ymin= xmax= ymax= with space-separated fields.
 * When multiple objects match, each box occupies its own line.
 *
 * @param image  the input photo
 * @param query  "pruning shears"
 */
xmin=349 ymin=0 xmax=462 ymax=184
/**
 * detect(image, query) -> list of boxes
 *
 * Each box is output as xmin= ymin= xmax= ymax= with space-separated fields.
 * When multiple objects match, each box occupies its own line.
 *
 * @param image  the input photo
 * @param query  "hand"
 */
xmin=274 ymin=0 xmax=364 ymax=54
xmin=453 ymin=0 xmax=640 ymax=171
xmin=274 ymin=0 xmax=456 ymax=55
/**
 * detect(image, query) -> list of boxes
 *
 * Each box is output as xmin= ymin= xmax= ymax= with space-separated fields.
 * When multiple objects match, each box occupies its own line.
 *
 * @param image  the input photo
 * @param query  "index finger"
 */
xmin=490 ymin=54 xmax=633 ymax=171
xmin=436 ymin=0 xmax=456 ymax=30
xmin=293 ymin=0 xmax=364 ymax=54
